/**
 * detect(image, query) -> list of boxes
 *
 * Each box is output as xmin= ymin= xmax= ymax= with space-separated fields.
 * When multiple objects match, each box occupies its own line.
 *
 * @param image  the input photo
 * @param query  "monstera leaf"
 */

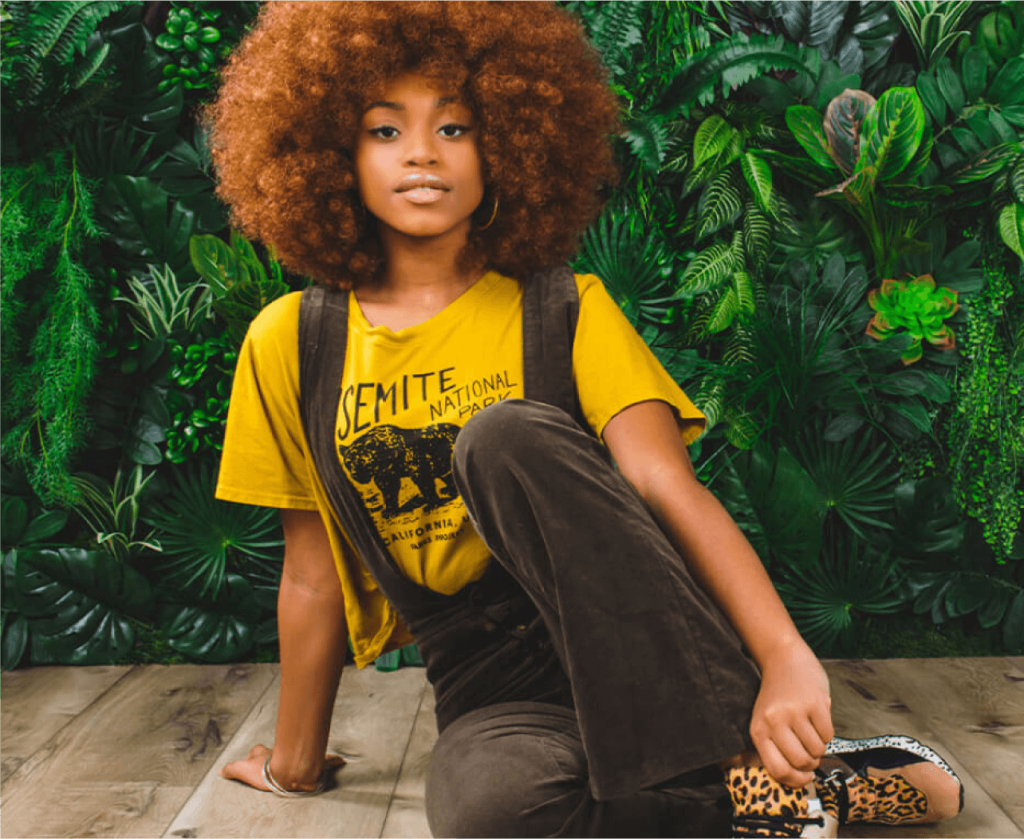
xmin=10 ymin=548 xmax=154 ymax=665
xmin=160 ymin=572 xmax=263 ymax=662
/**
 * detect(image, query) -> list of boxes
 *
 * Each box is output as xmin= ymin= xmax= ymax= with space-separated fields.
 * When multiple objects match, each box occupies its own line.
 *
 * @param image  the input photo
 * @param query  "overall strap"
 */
xmin=298 ymin=285 xmax=451 ymax=620
xmin=522 ymin=264 xmax=581 ymax=422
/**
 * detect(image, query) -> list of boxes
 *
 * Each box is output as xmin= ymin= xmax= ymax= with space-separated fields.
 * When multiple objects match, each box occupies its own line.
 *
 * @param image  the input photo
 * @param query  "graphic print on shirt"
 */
xmin=337 ymin=423 xmax=460 ymax=520
xmin=336 ymin=365 xmax=520 ymax=553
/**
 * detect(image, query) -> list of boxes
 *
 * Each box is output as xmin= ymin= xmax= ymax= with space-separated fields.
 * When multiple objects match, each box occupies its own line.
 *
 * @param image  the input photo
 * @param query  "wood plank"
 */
xmin=1 ymin=664 xmax=133 ymax=786
xmin=823 ymin=658 xmax=1023 ymax=839
xmin=864 ymin=657 xmax=1024 ymax=833
xmin=379 ymin=682 xmax=436 ymax=839
xmin=1 ymin=663 xmax=277 ymax=838
xmin=165 ymin=666 xmax=428 ymax=838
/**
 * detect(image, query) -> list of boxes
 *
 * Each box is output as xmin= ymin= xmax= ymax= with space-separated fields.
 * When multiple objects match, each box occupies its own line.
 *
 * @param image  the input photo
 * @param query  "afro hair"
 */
xmin=205 ymin=1 xmax=621 ymax=288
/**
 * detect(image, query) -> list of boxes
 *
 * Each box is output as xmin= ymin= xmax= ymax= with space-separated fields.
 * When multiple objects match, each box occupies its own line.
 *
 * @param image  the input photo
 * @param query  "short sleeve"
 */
xmin=573 ymin=274 xmax=706 ymax=445
xmin=215 ymin=292 xmax=319 ymax=510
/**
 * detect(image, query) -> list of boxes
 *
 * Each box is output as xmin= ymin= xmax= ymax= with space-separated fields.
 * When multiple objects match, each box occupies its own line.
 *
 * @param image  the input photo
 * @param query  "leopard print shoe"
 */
xmin=725 ymin=765 xmax=838 ymax=838
xmin=818 ymin=735 xmax=965 ymax=825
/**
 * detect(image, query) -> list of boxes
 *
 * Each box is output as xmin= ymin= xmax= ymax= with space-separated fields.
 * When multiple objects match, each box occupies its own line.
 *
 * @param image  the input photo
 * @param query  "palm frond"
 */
xmin=577 ymin=212 xmax=675 ymax=327
xmin=144 ymin=463 xmax=283 ymax=599
xmin=777 ymin=531 xmax=906 ymax=654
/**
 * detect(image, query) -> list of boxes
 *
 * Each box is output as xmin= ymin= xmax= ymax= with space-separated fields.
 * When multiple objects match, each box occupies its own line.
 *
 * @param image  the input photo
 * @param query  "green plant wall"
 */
xmin=1 ymin=0 xmax=1021 ymax=670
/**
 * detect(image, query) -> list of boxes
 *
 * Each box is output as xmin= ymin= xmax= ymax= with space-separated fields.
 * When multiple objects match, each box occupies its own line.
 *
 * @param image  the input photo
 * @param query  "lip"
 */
xmin=395 ymin=173 xmax=451 ymax=193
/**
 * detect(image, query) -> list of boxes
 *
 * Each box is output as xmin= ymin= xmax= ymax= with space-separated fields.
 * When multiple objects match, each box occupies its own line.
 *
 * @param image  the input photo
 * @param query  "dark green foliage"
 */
xmin=776 ymin=531 xmax=905 ymax=654
xmin=159 ymin=572 xmax=264 ymax=662
xmin=1 ymin=150 xmax=103 ymax=504
xmin=0 ymin=0 xmax=134 ymax=158
xmin=143 ymin=463 xmax=283 ymax=599
xmin=7 ymin=547 xmax=155 ymax=665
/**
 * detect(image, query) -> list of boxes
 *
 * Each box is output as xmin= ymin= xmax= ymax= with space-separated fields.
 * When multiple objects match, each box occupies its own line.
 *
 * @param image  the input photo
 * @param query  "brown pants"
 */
xmin=419 ymin=401 xmax=762 ymax=837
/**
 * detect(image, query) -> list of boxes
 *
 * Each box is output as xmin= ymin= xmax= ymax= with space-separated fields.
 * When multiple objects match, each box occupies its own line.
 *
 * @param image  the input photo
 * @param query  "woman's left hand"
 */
xmin=749 ymin=639 xmax=834 ymax=788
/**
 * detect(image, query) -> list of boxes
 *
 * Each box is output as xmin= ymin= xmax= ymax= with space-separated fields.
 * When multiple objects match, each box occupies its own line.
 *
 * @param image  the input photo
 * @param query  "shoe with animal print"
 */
xmin=817 ymin=735 xmax=964 ymax=826
xmin=725 ymin=765 xmax=838 ymax=837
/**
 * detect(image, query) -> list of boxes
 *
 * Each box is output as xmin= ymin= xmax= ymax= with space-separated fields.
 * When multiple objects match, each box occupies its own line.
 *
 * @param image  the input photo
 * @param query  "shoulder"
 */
xmin=245 ymin=290 xmax=303 ymax=348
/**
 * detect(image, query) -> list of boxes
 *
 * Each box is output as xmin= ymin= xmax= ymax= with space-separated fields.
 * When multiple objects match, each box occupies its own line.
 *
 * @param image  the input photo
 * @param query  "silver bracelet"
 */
xmin=261 ymin=756 xmax=329 ymax=797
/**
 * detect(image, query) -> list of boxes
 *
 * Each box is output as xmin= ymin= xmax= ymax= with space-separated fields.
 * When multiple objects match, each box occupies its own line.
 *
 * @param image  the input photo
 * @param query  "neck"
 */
xmin=368 ymin=222 xmax=484 ymax=302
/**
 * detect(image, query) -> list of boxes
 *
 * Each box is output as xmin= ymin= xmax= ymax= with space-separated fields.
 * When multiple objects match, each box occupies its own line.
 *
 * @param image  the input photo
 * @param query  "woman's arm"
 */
xmin=220 ymin=508 xmax=348 ymax=791
xmin=603 ymin=399 xmax=833 ymax=788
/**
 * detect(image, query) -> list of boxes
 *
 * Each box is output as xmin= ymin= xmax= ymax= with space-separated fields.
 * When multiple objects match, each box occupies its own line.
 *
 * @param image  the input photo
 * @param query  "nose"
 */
xmin=404 ymin=124 xmax=438 ymax=167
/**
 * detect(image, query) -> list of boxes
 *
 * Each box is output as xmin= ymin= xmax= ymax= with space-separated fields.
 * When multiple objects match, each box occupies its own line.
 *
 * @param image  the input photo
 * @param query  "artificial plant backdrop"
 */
xmin=1 ymin=0 xmax=1022 ymax=669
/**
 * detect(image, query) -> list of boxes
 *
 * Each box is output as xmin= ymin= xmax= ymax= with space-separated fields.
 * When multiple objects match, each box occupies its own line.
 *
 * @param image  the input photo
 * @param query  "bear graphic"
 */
xmin=337 ymin=423 xmax=461 ymax=519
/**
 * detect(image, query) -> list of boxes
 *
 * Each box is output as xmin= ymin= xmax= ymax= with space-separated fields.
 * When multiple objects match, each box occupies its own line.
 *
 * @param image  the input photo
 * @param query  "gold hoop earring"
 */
xmin=478 ymin=195 xmax=499 ymax=231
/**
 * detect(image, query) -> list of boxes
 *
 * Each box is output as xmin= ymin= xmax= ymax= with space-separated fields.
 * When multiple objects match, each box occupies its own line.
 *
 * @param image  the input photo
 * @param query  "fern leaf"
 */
xmin=68 ymin=40 xmax=109 ymax=89
xmin=587 ymin=0 xmax=644 ymax=65
xmin=658 ymin=33 xmax=817 ymax=114
xmin=48 ymin=2 xmax=129 ymax=65
xmin=679 ymin=241 xmax=738 ymax=295
xmin=697 ymin=170 xmax=743 ymax=241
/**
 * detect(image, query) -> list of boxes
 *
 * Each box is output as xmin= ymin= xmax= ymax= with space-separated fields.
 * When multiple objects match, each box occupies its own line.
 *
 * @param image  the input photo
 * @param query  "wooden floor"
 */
xmin=1 ymin=657 xmax=1022 ymax=838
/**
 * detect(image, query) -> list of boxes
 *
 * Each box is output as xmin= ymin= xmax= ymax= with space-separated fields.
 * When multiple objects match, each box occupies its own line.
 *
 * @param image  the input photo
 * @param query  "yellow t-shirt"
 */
xmin=215 ymin=271 xmax=705 ymax=665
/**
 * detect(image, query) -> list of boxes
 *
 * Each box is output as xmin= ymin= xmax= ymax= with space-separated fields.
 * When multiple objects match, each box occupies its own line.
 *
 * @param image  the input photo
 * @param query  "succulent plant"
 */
xmin=155 ymin=4 xmax=228 ymax=93
xmin=866 ymin=274 xmax=959 ymax=364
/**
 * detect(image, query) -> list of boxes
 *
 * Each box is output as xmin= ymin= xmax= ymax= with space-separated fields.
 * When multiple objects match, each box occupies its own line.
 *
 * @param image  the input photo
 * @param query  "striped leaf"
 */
xmin=740 ymin=151 xmax=773 ymax=214
xmin=742 ymin=201 xmax=771 ymax=273
xmin=706 ymin=287 xmax=739 ymax=334
xmin=693 ymin=115 xmax=738 ymax=169
xmin=696 ymin=170 xmax=743 ymax=241
xmin=678 ymin=241 xmax=738 ymax=295
xmin=785 ymin=105 xmax=838 ymax=170
xmin=860 ymin=87 xmax=926 ymax=183
xmin=733 ymin=270 xmax=756 ymax=315
xmin=823 ymin=90 xmax=876 ymax=174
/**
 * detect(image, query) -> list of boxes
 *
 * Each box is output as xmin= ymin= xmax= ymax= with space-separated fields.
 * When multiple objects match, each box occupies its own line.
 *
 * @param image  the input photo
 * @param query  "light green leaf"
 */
xmin=785 ymin=105 xmax=839 ymax=170
xmin=998 ymin=203 xmax=1024 ymax=261
xmin=693 ymin=115 xmax=738 ymax=169
xmin=677 ymin=241 xmax=738 ymax=295
xmin=740 ymin=151 xmax=773 ymax=214
xmin=707 ymin=287 xmax=739 ymax=334
xmin=696 ymin=170 xmax=743 ymax=241
xmin=860 ymin=87 xmax=926 ymax=183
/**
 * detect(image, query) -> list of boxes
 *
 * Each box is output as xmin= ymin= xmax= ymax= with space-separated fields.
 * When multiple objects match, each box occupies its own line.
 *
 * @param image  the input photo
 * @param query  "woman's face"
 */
xmin=355 ymin=73 xmax=484 ymax=245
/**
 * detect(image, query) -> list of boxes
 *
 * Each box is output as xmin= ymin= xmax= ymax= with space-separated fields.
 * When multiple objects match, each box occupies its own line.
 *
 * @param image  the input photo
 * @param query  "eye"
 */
xmin=368 ymin=125 xmax=399 ymax=139
xmin=439 ymin=123 xmax=471 ymax=138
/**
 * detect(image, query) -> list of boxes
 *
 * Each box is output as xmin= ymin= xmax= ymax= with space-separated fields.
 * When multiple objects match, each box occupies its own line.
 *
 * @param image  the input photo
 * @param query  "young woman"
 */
xmin=208 ymin=3 xmax=963 ymax=836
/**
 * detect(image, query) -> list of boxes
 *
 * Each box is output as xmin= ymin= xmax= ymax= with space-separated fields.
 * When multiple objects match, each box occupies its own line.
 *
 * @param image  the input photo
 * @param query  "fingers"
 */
xmin=751 ymin=703 xmax=833 ymax=788
xmin=324 ymin=754 xmax=348 ymax=768
xmin=809 ymin=696 xmax=835 ymax=748
xmin=755 ymin=737 xmax=814 ymax=789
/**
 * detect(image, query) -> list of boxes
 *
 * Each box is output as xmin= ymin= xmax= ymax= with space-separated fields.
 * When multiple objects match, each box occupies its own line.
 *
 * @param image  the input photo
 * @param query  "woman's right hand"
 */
xmin=219 ymin=744 xmax=346 ymax=792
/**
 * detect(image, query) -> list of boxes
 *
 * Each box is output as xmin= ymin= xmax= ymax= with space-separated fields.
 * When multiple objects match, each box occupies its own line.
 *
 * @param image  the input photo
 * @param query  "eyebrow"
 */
xmin=364 ymin=95 xmax=460 ymax=112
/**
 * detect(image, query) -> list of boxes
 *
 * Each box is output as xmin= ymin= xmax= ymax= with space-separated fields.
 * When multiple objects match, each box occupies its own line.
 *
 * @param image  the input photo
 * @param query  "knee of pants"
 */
xmin=425 ymin=712 xmax=587 ymax=838
xmin=453 ymin=399 xmax=569 ymax=481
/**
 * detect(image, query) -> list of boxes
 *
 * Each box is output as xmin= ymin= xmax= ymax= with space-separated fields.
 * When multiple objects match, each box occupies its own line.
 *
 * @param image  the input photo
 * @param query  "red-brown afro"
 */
xmin=204 ymin=1 xmax=620 ymax=288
